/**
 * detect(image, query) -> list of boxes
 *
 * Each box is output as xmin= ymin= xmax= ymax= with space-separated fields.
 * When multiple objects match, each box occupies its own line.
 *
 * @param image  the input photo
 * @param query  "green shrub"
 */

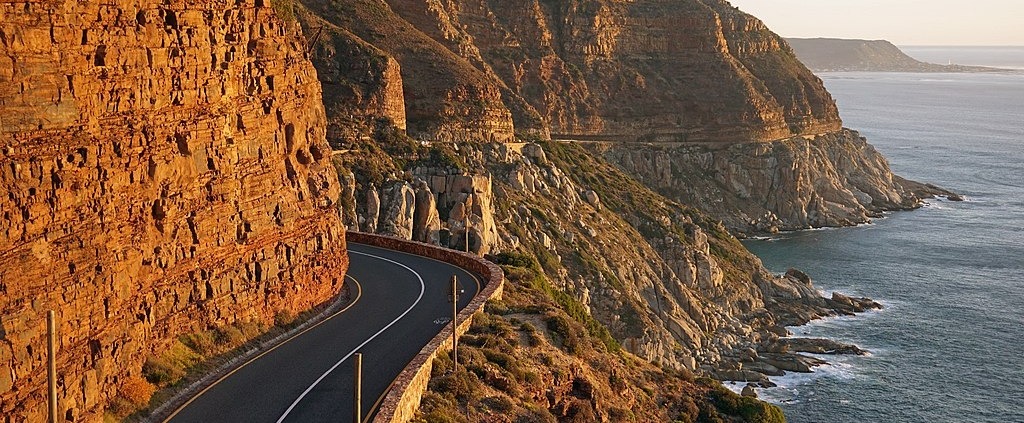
xmin=489 ymin=252 xmax=539 ymax=270
xmin=270 ymin=0 xmax=294 ymax=22
xmin=482 ymin=349 xmax=515 ymax=371
xmin=180 ymin=331 xmax=217 ymax=355
xmin=545 ymin=315 xmax=581 ymax=353
xmin=142 ymin=357 xmax=184 ymax=386
xmin=215 ymin=325 xmax=246 ymax=347
xmin=710 ymin=386 xmax=786 ymax=423
xmin=480 ymin=395 xmax=515 ymax=413
xmin=274 ymin=309 xmax=297 ymax=327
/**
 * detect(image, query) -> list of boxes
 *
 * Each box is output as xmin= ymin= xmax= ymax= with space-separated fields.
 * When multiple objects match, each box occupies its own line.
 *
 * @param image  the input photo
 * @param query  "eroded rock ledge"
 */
xmin=594 ymin=128 xmax=957 ymax=236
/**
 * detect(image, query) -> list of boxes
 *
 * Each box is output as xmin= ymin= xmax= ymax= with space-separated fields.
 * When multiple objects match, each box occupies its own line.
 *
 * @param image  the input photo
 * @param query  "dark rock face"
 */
xmin=0 ymin=2 xmax=347 ymax=419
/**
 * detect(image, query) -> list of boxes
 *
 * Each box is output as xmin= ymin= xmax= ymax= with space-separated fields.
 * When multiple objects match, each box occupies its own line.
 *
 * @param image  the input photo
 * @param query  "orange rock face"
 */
xmin=297 ymin=0 xmax=840 ymax=143
xmin=0 ymin=1 xmax=347 ymax=420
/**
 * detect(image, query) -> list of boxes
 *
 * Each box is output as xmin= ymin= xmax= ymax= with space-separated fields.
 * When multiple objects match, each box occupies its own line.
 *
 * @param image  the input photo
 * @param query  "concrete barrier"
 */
xmin=346 ymin=232 xmax=504 ymax=423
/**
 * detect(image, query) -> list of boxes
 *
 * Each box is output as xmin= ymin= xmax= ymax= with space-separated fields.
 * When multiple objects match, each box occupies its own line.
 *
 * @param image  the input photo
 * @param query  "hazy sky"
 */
xmin=726 ymin=0 xmax=1024 ymax=46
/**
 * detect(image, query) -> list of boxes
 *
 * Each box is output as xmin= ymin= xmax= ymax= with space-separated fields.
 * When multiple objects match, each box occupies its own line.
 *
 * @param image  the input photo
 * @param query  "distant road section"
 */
xmin=164 ymin=243 xmax=480 ymax=423
xmin=786 ymin=37 xmax=1005 ymax=72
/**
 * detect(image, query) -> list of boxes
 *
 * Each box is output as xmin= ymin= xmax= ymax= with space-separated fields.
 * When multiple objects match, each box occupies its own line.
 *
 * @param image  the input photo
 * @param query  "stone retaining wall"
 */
xmin=346 ymin=232 xmax=504 ymax=423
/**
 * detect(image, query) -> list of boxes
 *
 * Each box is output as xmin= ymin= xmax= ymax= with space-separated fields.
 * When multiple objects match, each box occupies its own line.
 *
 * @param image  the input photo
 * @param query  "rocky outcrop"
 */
xmin=297 ymin=0 xmax=517 ymax=144
xmin=412 ymin=181 xmax=441 ymax=244
xmin=378 ymin=181 xmax=416 ymax=239
xmin=595 ymin=129 xmax=951 ymax=235
xmin=295 ymin=6 xmax=408 ymax=147
xmin=0 ymin=2 xmax=347 ymax=420
xmin=787 ymin=37 xmax=1003 ymax=73
xmin=346 ymin=162 xmax=499 ymax=255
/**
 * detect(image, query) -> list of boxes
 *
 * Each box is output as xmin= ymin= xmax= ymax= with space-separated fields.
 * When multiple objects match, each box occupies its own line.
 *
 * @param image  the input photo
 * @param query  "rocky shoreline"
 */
xmin=714 ymin=268 xmax=883 ymax=395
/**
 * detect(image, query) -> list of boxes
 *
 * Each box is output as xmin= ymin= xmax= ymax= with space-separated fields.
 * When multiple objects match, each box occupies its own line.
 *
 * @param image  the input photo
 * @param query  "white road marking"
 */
xmin=275 ymin=249 xmax=426 ymax=423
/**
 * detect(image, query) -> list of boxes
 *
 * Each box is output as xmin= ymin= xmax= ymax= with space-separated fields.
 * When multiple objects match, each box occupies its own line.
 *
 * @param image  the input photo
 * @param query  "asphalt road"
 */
xmin=164 ymin=243 xmax=481 ymax=423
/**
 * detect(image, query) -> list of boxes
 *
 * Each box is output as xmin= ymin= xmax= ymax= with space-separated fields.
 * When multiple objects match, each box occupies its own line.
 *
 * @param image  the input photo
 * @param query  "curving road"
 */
xmin=163 ymin=243 xmax=481 ymax=423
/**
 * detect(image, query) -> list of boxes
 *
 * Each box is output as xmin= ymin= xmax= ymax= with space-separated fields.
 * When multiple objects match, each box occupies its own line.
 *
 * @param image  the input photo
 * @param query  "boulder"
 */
xmin=378 ymin=181 xmax=416 ymax=239
xmin=741 ymin=384 xmax=758 ymax=398
xmin=582 ymin=189 xmax=602 ymax=211
xmin=363 ymin=184 xmax=381 ymax=232
xmin=412 ymin=180 xmax=441 ymax=244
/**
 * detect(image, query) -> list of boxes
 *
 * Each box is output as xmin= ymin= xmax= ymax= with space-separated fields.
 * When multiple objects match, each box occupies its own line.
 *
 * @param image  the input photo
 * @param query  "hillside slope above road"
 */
xmin=165 ymin=243 xmax=480 ymax=423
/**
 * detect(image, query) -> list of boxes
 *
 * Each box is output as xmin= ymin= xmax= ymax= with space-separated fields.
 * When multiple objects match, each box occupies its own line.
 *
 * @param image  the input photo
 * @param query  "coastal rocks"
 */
xmin=597 ymin=129 xmax=946 ymax=235
xmin=766 ymin=338 xmax=868 ymax=356
xmin=741 ymin=385 xmax=759 ymax=398
xmin=0 ymin=2 xmax=347 ymax=419
xmin=829 ymin=292 xmax=884 ymax=315
xmin=758 ymin=353 xmax=827 ymax=373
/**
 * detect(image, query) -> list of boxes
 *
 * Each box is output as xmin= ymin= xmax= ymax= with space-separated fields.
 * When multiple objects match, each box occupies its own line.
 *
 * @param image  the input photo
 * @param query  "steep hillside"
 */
xmin=414 ymin=259 xmax=786 ymax=423
xmin=0 ymin=1 xmax=347 ymax=420
xmin=297 ymin=0 xmax=840 ymax=143
xmin=291 ymin=0 xmax=951 ymax=234
xmin=284 ymin=0 xmax=946 ymax=415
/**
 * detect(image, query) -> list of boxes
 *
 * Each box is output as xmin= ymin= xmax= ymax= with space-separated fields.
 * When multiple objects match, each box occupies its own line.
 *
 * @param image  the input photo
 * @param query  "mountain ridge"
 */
xmin=786 ymin=37 xmax=1006 ymax=72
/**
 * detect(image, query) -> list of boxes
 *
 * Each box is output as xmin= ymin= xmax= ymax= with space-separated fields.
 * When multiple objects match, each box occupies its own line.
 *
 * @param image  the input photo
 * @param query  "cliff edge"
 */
xmin=0 ymin=1 xmax=347 ymax=420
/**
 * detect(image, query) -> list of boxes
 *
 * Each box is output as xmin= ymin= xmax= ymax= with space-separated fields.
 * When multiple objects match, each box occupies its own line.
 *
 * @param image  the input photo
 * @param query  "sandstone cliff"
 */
xmin=0 ymin=1 xmax=346 ymax=420
xmin=293 ymin=0 xmax=840 ymax=143
xmin=290 ymin=0 xmax=947 ymax=236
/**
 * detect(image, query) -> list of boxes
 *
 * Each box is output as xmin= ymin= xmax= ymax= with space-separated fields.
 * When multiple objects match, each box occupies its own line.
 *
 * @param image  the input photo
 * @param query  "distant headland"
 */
xmin=786 ymin=37 xmax=1008 ymax=72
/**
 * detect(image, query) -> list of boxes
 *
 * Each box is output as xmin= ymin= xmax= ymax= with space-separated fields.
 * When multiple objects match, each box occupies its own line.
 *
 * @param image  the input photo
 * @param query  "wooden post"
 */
xmin=464 ymin=214 xmax=469 ymax=254
xmin=451 ymin=275 xmax=458 ymax=368
xmin=47 ymin=310 xmax=57 ymax=423
xmin=354 ymin=352 xmax=362 ymax=423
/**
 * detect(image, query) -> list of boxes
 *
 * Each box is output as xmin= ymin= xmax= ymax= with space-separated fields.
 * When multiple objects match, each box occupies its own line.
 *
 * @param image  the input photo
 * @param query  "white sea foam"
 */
xmin=750 ymin=358 xmax=861 ymax=405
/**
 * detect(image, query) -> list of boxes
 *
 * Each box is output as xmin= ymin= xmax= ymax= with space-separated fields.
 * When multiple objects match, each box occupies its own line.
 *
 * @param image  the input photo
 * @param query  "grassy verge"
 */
xmin=106 ymin=287 xmax=354 ymax=422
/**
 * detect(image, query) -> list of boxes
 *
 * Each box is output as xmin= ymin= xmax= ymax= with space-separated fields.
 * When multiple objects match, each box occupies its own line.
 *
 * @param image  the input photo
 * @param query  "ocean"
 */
xmin=740 ymin=52 xmax=1024 ymax=423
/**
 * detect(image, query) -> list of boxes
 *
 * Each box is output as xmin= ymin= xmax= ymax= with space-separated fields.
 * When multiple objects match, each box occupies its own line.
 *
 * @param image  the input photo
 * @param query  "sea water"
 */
xmin=742 ymin=54 xmax=1024 ymax=422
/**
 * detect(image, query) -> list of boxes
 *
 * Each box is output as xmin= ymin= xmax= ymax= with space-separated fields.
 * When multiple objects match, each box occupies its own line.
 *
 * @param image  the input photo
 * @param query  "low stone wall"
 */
xmin=346 ymin=232 xmax=504 ymax=423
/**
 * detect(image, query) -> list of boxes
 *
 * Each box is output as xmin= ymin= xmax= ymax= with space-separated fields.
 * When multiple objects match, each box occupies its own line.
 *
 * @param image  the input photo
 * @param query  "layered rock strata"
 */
xmin=296 ymin=0 xmax=516 ymax=144
xmin=0 ymin=2 xmax=346 ymax=420
xmin=296 ymin=0 xmax=840 ymax=143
